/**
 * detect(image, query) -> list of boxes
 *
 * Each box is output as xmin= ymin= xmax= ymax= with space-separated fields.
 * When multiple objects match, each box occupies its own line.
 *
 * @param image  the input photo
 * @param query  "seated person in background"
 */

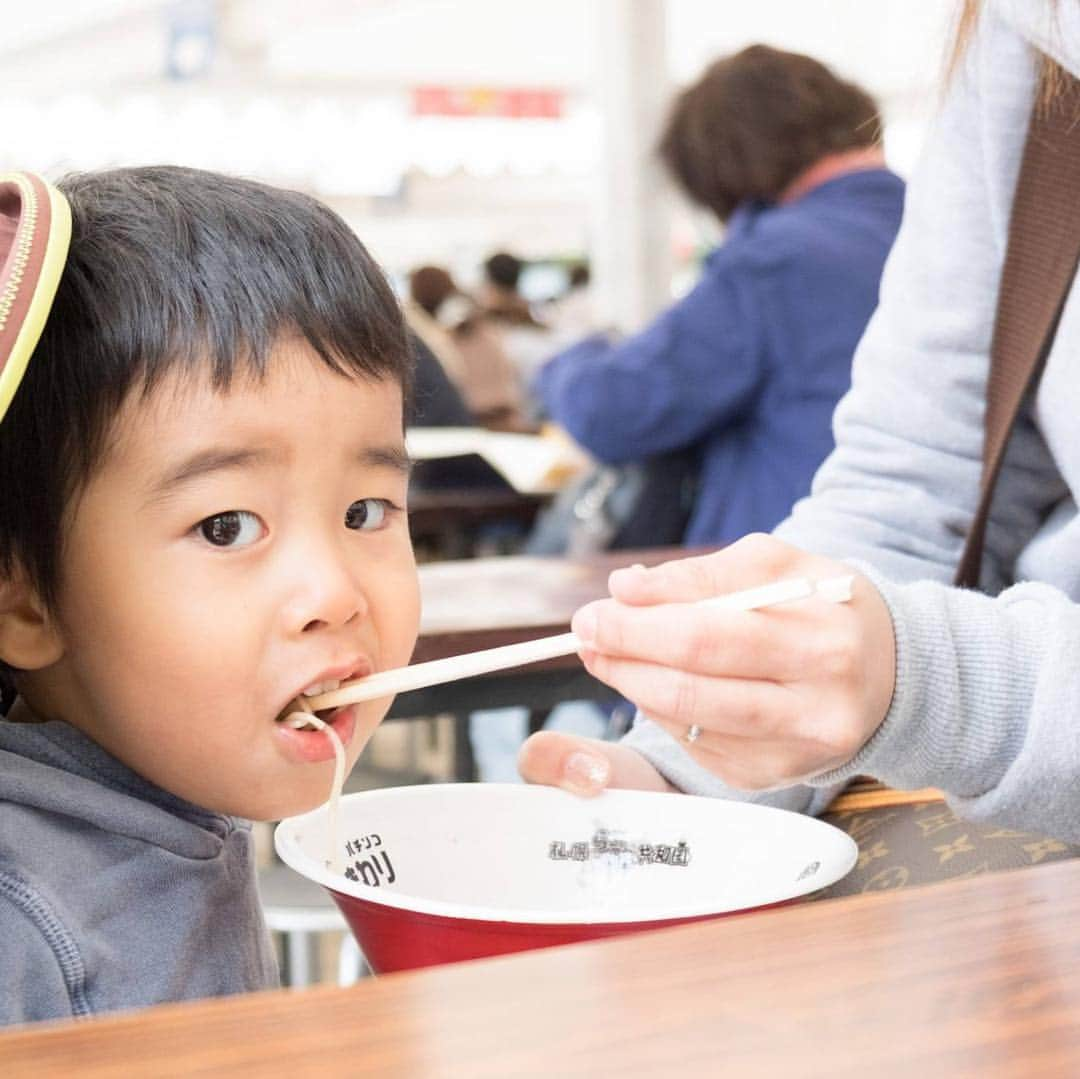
xmin=405 ymin=264 xmax=527 ymax=430
xmin=0 ymin=166 xmax=420 ymax=1025
xmin=478 ymin=250 xmax=555 ymax=387
xmin=479 ymin=250 xmax=543 ymax=327
xmin=407 ymin=332 xmax=519 ymax=494
xmin=408 ymin=331 xmax=475 ymax=429
xmin=534 ymin=45 xmax=906 ymax=548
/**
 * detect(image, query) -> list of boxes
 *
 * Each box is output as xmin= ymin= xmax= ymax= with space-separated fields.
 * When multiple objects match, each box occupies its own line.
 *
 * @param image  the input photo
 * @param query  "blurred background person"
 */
xmin=406 ymin=263 xmax=527 ymax=430
xmin=479 ymin=250 xmax=538 ymax=323
xmin=405 ymin=332 xmax=508 ymax=495
xmin=478 ymin=249 xmax=556 ymax=389
xmin=471 ymin=43 xmax=907 ymax=784
xmin=408 ymin=332 xmax=476 ymax=429
xmin=533 ymin=44 xmax=906 ymax=549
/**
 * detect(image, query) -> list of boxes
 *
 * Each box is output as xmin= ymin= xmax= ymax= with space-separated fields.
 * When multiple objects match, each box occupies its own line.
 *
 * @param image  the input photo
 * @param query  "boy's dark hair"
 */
xmin=658 ymin=45 xmax=881 ymax=222
xmin=0 ymin=166 xmax=411 ymax=619
xmin=483 ymin=252 xmax=524 ymax=291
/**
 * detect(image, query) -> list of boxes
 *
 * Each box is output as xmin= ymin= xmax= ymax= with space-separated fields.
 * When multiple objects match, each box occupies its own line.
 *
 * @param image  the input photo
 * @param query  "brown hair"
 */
xmin=657 ymin=44 xmax=881 ymax=222
xmin=409 ymin=265 xmax=457 ymax=318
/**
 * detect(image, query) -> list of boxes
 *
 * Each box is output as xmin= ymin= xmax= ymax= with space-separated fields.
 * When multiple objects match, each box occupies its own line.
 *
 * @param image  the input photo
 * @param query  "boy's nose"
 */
xmin=282 ymin=546 xmax=370 ymax=635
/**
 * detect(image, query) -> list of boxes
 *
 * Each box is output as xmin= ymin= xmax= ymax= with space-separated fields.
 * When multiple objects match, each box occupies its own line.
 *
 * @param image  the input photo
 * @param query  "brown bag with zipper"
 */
xmin=818 ymin=71 xmax=1080 ymax=896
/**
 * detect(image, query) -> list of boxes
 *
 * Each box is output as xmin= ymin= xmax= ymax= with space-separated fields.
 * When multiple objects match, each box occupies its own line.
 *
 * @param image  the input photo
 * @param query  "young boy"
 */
xmin=0 ymin=166 xmax=421 ymax=1025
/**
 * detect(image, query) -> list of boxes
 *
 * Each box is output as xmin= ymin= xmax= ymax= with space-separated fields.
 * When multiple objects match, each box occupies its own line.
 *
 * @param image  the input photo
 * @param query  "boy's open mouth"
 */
xmin=275 ymin=664 xmax=371 ymax=727
xmin=274 ymin=699 xmax=358 ymax=765
xmin=275 ymin=686 xmax=337 ymax=727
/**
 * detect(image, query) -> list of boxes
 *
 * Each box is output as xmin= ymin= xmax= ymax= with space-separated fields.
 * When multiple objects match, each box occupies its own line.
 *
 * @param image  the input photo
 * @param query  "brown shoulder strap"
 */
xmin=955 ymin=72 xmax=1080 ymax=589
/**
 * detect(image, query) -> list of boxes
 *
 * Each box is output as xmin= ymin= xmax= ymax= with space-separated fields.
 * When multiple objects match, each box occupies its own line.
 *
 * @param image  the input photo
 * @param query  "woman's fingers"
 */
xmin=607 ymin=534 xmax=813 ymax=606
xmin=516 ymin=731 xmax=674 ymax=795
xmin=573 ymin=598 xmax=830 ymax=683
xmin=559 ymin=536 xmax=897 ymax=791
xmin=580 ymin=653 xmax=800 ymax=735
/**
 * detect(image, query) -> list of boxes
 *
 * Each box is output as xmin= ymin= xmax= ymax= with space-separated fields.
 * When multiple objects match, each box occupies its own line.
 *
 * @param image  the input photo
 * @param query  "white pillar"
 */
xmin=589 ymin=0 xmax=672 ymax=334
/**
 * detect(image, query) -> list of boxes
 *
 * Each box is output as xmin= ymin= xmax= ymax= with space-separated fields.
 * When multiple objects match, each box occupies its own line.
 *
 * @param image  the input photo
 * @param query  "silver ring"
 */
xmin=684 ymin=723 xmax=702 ymax=745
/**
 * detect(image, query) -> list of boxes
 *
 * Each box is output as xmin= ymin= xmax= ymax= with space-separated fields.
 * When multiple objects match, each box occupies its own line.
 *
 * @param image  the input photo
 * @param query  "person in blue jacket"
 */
xmin=534 ymin=44 xmax=906 ymax=547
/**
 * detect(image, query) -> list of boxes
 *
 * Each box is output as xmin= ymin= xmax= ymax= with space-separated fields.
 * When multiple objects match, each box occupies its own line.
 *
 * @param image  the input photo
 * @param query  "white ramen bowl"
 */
xmin=275 ymin=783 xmax=857 ymax=972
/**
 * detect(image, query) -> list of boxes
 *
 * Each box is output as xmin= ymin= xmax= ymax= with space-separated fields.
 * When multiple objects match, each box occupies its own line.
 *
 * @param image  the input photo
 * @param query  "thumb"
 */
xmin=517 ymin=731 xmax=673 ymax=796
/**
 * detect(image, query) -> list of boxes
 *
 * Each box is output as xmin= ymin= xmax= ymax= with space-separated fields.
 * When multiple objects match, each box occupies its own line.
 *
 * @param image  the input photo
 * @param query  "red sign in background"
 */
xmin=412 ymin=86 xmax=564 ymax=119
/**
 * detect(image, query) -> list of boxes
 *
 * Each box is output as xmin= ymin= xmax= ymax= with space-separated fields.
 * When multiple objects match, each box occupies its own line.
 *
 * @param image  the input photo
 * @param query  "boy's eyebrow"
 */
xmin=146 ymin=443 xmax=412 ymax=502
xmin=147 ymin=447 xmax=274 ymax=500
xmin=362 ymin=445 xmax=413 ymax=475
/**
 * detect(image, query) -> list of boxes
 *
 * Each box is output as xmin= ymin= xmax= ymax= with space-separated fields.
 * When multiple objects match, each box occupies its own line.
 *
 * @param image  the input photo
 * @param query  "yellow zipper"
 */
xmin=0 ymin=175 xmax=37 ymax=335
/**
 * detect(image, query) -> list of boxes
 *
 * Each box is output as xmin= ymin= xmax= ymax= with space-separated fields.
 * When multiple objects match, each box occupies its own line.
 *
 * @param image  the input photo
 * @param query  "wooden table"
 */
xmin=390 ymin=548 xmax=695 ymax=779
xmin=7 ymin=859 xmax=1080 ymax=1076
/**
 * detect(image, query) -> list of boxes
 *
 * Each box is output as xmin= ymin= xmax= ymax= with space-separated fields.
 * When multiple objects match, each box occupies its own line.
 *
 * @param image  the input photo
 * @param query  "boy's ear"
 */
xmin=0 ymin=575 xmax=64 ymax=671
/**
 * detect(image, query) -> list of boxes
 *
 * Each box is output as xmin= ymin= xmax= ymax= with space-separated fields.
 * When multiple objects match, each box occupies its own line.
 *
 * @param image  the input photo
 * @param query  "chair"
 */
xmin=257 ymin=862 xmax=368 ymax=987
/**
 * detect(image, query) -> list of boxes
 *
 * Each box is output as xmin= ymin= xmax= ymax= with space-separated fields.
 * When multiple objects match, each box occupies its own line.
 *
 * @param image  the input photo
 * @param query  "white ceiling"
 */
xmin=2 ymin=0 xmax=951 ymax=97
xmin=0 ymin=0 xmax=955 ymax=272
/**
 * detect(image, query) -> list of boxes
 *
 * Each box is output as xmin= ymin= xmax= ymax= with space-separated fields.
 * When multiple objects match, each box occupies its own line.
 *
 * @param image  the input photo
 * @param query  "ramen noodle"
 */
xmin=286 ymin=703 xmax=346 ymax=874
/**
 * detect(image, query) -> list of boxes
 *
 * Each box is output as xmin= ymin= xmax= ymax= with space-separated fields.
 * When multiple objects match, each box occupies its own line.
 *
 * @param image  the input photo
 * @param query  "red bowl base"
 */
xmin=329 ymin=889 xmax=792 ymax=973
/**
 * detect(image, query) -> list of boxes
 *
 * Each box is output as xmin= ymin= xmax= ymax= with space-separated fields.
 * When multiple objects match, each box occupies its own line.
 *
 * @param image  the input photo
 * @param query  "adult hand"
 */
xmin=517 ymin=731 xmax=675 ymax=796
xmin=566 ymin=534 xmax=896 ymax=790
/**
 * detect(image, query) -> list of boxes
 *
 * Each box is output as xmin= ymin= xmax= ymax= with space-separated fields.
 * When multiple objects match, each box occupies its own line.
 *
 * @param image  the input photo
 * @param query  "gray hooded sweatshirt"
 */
xmin=0 ymin=699 xmax=278 ymax=1026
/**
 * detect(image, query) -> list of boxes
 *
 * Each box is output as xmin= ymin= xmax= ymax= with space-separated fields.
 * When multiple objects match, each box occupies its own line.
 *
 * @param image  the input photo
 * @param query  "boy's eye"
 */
xmin=345 ymin=498 xmax=389 ymax=531
xmin=197 ymin=510 xmax=263 ymax=548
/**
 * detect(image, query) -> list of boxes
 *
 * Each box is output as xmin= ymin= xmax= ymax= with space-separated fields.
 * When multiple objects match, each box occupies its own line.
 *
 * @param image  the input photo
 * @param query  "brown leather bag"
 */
xmin=819 ymin=71 xmax=1080 ymax=896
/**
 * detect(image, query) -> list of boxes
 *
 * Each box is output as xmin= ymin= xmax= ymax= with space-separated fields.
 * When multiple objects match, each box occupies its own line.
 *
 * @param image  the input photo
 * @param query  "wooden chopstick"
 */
xmin=300 ymin=574 xmax=855 ymax=712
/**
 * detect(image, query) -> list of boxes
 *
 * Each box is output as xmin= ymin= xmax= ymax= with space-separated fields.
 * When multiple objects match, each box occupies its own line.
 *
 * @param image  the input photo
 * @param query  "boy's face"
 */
xmin=22 ymin=341 xmax=419 ymax=819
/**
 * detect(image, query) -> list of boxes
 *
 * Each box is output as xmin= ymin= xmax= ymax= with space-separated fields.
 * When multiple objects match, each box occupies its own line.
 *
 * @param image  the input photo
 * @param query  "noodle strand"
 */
xmin=287 ymin=702 xmax=346 ymax=874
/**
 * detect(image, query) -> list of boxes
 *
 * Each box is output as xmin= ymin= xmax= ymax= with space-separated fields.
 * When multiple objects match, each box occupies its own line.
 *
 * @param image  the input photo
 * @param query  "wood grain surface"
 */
xmin=414 ymin=546 xmax=705 ymax=661
xmin=5 ymin=859 xmax=1080 ymax=1077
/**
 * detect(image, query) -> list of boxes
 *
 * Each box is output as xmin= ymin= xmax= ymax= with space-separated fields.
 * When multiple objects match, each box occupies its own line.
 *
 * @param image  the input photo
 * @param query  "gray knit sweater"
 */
xmin=624 ymin=1 xmax=1080 ymax=842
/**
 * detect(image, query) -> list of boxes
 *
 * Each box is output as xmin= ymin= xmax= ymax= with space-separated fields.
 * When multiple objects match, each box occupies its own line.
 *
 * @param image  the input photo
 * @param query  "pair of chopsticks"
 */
xmin=298 ymin=574 xmax=855 ymax=714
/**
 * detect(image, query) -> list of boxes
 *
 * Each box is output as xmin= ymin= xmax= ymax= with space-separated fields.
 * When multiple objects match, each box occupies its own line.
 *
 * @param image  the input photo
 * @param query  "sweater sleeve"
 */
xmin=811 ymin=572 xmax=1080 ymax=841
xmin=533 ymin=265 xmax=763 ymax=464
xmin=620 ymin=718 xmax=845 ymax=816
